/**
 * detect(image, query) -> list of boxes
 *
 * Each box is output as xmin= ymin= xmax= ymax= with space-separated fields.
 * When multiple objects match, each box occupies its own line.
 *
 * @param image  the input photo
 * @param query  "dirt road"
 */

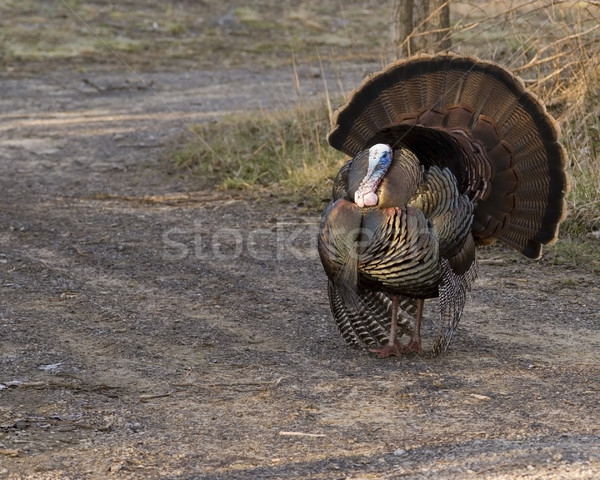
xmin=1 ymin=62 xmax=599 ymax=479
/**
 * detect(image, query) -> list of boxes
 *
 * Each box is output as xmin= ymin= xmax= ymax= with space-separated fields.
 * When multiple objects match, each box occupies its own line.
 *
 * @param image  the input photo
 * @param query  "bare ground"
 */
xmin=1 ymin=60 xmax=600 ymax=480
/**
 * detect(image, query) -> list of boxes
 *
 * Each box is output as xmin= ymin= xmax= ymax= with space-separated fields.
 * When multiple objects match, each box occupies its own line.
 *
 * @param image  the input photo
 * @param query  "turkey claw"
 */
xmin=369 ymin=340 xmax=422 ymax=358
xmin=369 ymin=342 xmax=408 ymax=358
xmin=369 ymin=345 xmax=404 ymax=358
xmin=405 ymin=339 xmax=423 ymax=356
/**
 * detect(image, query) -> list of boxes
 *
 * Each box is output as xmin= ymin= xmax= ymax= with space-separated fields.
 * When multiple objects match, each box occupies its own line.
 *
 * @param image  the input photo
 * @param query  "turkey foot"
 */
xmin=369 ymin=338 xmax=422 ymax=357
xmin=369 ymin=340 xmax=412 ymax=358
xmin=404 ymin=338 xmax=423 ymax=355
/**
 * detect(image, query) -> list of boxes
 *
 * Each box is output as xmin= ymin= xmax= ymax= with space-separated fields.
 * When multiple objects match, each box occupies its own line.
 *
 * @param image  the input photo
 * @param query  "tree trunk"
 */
xmin=429 ymin=0 xmax=451 ymax=51
xmin=392 ymin=0 xmax=413 ymax=57
xmin=394 ymin=0 xmax=451 ymax=55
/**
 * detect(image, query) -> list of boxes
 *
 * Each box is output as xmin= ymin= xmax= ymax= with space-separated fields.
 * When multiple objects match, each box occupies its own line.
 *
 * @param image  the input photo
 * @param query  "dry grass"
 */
xmin=174 ymin=102 xmax=345 ymax=209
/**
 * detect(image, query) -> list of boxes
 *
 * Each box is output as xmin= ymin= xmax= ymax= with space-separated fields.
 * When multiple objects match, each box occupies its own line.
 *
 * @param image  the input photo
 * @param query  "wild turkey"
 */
xmin=317 ymin=53 xmax=569 ymax=358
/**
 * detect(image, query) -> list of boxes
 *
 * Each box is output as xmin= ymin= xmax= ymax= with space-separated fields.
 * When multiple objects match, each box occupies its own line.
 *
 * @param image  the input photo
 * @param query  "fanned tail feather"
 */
xmin=328 ymin=53 xmax=569 ymax=259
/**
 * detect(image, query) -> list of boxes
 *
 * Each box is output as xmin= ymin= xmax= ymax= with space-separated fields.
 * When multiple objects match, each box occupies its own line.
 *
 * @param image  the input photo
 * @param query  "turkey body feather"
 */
xmin=317 ymin=53 xmax=568 ymax=357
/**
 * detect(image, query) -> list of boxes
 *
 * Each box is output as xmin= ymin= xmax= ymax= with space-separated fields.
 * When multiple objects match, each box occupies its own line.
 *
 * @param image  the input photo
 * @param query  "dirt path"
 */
xmin=1 ymin=63 xmax=599 ymax=479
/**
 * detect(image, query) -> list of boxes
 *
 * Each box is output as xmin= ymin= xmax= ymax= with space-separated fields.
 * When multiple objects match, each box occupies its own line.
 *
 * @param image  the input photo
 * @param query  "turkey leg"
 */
xmin=369 ymin=297 xmax=424 ymax=357
xmin=405 ymin=298 xmax=424 ymax=355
